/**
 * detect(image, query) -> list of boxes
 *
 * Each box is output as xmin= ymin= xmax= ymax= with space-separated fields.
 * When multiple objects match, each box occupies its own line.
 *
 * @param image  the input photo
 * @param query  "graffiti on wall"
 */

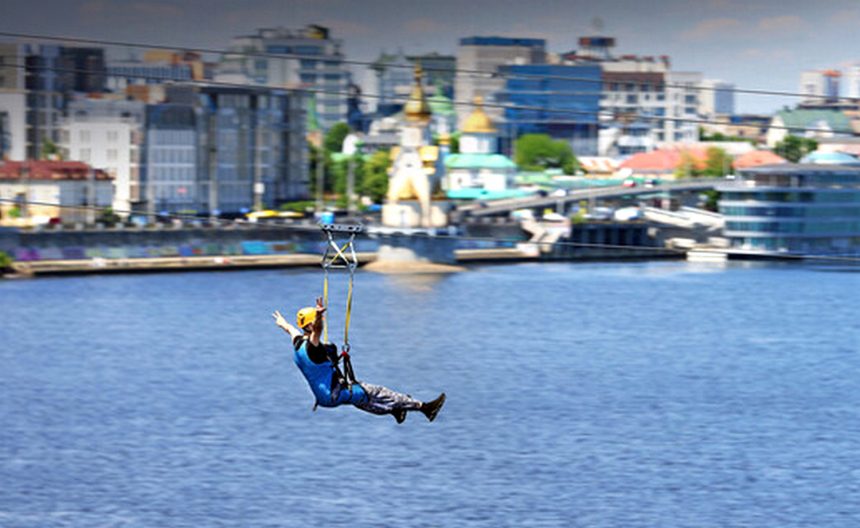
xmin=11 ymin=239 xmax=380 ymax=262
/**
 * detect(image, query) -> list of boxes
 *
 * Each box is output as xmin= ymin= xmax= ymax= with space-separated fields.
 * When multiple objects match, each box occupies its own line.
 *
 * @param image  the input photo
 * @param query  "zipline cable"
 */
xmin=2 ymin=30 xmax=858 ymax=104
xmin=0 ymin=61 xmax=849 ymax=135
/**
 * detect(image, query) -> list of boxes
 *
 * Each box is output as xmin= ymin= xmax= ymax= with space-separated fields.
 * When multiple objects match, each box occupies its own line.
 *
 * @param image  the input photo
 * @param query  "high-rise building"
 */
xmin=58 ymin=47 xmax=106 ymax=94
xmin=194 ymin=85 xmax=308 ymax=214
xmin=370 ymin=49 xmax=413 ymax=116
xmin=0 ymin=92 xmax=26 ymax=160
xmin=565 ymin=37 xmax=701 ymax=145
xmin=800 ymin=70 xmax=841 ymax=104
xmin=218 ymin=25 xmax=350 ymax=130
xmin=698 ymin=79 xmax=735 ymax=119
xmin=371 ymin=51 xmax=456 ymax=119
xmin=408 ymin=52 xmax=455 ymax=97
xmin=60 ymin=84 xmax=308 ymax=216
xmin=498 ymin=63 xmax=601 ymax=156
xmin=845 ymin=65 xmax=860 ymax=99
xmin=0 ymin=43 xmax=106 ymax=159
xmin=107 ymin=50 xmax=208 ymax=91
xmin=455 ymin=37 xmax=546 ymax=126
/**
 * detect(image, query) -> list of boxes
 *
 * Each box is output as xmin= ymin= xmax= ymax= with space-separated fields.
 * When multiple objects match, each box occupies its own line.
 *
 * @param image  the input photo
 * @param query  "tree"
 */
xmin=698 ymin=127 xmax=754 ymax=144
xmin=41 ymin=137 xmax=61 ymax=160
xmin=324 ymin=122 xmax=351 ymax=154
xmin=308 ymin=145 xmax=335 ymax=195
xmin=361 ymin=150 xmax=391 ymax=204
xmin=703 ymin=147 xmax=733 ymax=177
xmin=774 ymin=135 xmax=817 ymax=163
xmin=331 ymin=154 xmax=365 ymax=196
xmin=514 ymin=134 xmax=578 ymax=174
xmin=674 ymin=151 xmax=704 ymax=179
xmin=701 ymin=190 xmax=721 ymax=212
xmin=0 ymin=250 xmax=12 ymax=272
xmin=98 ymin=207 xmax=122 ymax=226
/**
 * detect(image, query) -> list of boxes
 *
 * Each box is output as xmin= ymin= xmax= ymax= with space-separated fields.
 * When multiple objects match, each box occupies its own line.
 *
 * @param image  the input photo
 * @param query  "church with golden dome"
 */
xmin=382 ymin=64 xmax=447 ymax=228
xmin=444 ymin=97 xmax=517 ymax=199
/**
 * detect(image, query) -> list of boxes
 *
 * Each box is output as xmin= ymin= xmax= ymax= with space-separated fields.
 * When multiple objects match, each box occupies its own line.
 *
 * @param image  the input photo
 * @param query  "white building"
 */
xmin=698 ymin=79 xmax=735 ymax=119
xmin=0 ymin=91 xmax=27 ymax=161
xmin=62 ymin=97 xmax=145 ymax=214
xmin=664 ymin=71 xmax=703 ymax=143
xmin=586 ymin=43 xmax=701 ymax=146
xmin=845 ymin=65 xmax=860 ymax=99
xmin=0 ymin=161 xmax=113 ymax=225
xmin=800 ymin=70 xmax=841 ymax=104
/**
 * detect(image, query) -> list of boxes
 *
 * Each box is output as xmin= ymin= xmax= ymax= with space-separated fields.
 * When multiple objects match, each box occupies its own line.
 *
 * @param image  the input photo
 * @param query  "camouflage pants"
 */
xmin=353 ymin=381 xmax=423 ymax=415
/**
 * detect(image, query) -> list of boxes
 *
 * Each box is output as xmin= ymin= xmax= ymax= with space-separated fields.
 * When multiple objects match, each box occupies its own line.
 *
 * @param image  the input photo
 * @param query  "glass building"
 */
xmin=718 ymin=160 xmax=860 ymax=255
xmin=497 ymin=64 xmax=601 ymax=156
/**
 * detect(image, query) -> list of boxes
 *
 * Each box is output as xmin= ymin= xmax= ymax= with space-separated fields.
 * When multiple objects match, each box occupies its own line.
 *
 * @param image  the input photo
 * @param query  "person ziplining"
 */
xmin=272 ymin=223 xmax=445 ymax=424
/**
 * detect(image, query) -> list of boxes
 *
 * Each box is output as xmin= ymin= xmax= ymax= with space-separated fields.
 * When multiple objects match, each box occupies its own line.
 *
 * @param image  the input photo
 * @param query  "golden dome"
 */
xmin=462 ymin=96 xmax=496 ymax=134
xmin=404 ymin=64 xmax=432 ymax=123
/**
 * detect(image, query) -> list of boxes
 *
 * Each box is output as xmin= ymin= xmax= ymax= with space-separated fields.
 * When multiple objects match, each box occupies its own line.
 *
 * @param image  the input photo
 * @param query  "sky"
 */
xmin=4 ymin=0 xmax=860 ymax=113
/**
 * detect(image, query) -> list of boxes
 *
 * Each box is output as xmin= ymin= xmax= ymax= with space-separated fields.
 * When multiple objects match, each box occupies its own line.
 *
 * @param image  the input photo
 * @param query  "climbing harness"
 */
xmin=319 ymin=222 xmax=363 ymax=404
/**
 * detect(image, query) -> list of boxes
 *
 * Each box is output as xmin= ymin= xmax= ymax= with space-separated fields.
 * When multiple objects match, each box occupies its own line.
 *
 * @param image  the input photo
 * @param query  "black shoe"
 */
xmin=420 ymin=393 xmax=446 ymax=422
xmin=393 ymin=409 xmax=407 ymax=424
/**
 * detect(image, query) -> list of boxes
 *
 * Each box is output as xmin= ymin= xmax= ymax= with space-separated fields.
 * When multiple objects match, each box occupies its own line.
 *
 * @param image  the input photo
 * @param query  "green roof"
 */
xmin=428 ymin=85 xmax=455 ymax=116
xmin=445 ymin=153 xmax=517 ymax=170
xmin=777 ymin=109 xmax=852 ymax=133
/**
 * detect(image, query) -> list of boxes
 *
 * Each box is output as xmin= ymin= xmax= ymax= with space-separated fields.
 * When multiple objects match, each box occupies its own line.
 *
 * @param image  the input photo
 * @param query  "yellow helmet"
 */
xmin=296 ymin=307 xmax=317 ymax=329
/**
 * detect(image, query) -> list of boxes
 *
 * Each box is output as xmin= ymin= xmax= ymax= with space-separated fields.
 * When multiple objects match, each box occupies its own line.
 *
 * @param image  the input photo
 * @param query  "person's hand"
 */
xmin=272 ymin=310 xmax=289 ymax=329
xmin=315 ymin=297 xmax=326 ymax=317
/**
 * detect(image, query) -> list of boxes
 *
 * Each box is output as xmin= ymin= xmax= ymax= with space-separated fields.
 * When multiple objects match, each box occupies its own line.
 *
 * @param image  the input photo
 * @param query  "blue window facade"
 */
xmin=718 ymin=165 xmax=860 ymax=255
xmin=497 ymin=64 xmax=601 ymax=156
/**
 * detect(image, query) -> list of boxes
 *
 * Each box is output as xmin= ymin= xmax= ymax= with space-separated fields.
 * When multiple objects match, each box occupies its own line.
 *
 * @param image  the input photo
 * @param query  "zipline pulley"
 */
xmin=320 ymin=223 xmax=364 ymax=386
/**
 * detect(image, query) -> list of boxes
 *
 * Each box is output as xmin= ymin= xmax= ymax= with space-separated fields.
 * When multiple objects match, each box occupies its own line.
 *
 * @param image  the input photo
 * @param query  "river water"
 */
xmin=1 ymin=261 xmax=859 ymax=527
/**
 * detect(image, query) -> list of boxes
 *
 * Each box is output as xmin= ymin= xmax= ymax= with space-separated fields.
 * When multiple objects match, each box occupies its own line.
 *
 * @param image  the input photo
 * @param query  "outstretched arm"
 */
xmin=309 ymin=297 xmax=325 ymax=347
xmin=272 ymin=310 xmax=302 ymax=341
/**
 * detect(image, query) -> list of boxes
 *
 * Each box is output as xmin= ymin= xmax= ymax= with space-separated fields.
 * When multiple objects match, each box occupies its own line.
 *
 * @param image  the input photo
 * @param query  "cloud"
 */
xmin=757 ymin=15 xmax=804 ymax=33
xmin=680 ymin=18 xmax=742 ymax=41
xmin=739 ymin=48 xmax=794 ymax=62
xmin=318 ymin=18 xmax=374 ymax=37
xmin=829 ymin=8 xmax=860 ymax=26
xmin=79 ymin=0 xmax=183 ymax=21
xmin=403 ymin=17 xmax=443 ymax=34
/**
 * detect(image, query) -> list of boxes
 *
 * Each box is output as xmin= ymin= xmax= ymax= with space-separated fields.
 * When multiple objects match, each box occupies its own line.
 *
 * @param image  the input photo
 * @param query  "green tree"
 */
xmin=433 ymin=132 xmax=460 ymax=154
xmin=703 ymin=147 xmax=733 ymax=177
xmin=331 ymin=154 xmax=366 ymax=197
xmin=324 ymin=122 xmax=351 ymax=154
xmin=41 ymin=137 xmax=61 ymax=160
xmin=361 ymin=150 xmax=391 ymax=204
xmin=674 ymin=151 xmax=704 ymax=179
xmin=308 ymin=145 xmax=335 ymax=195
xmin=97 ymin=207 xmax=122 ymax=226
xmin=0 ymin=250 xmax=13 ymax=271
xmin=698 ymin=127 xmax=754 ymax=143
xmin=515 ymin=134 xmax=577 ymax=174
xmin=702 ymin=190 xmax=721 ymax=212
xmin=774 ymin=135 xmax=817 ymax=163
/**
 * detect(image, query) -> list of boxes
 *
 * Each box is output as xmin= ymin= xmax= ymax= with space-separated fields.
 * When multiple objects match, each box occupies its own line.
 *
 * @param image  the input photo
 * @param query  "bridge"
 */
xmin=453 ymin=178 xmax=726 ymax=218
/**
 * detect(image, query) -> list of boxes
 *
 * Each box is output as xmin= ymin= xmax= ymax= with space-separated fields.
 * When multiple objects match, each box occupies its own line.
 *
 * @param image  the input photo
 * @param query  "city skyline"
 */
xmin=4 ymin=0 xmax=860 ymax=114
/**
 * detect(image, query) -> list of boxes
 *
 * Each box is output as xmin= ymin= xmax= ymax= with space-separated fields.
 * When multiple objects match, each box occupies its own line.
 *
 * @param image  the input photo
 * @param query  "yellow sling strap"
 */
xmin=320 ymin=223 xmax=362 ymax=352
